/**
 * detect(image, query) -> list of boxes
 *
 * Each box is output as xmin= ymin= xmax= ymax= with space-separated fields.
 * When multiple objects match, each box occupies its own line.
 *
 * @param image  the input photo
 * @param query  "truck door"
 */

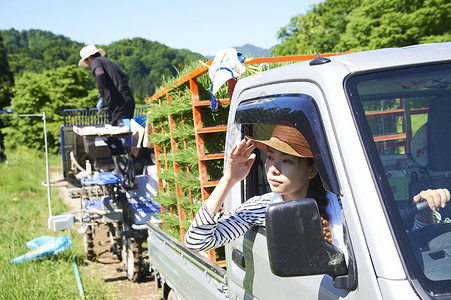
xmin=224 ymin=83 xmax=359 ymax=300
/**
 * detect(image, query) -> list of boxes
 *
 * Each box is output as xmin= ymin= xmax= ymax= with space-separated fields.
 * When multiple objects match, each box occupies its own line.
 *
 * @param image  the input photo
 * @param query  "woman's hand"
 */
xmin=413 ymin=188 xmax=450 ymax=211
xmin=224 ymin=139 xmax=257 ymax=185
xmin=204 ymin=140 xmax=256 ymax=215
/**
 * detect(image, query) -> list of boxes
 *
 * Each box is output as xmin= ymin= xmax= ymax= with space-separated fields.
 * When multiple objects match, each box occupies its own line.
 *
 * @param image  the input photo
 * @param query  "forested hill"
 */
xmin=1 ymin=29 xmax=206 ymax=99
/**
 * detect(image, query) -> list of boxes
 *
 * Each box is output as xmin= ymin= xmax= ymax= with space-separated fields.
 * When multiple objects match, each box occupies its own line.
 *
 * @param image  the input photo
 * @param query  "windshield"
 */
xmin=346 ymin=62 xmax=451 ymax=297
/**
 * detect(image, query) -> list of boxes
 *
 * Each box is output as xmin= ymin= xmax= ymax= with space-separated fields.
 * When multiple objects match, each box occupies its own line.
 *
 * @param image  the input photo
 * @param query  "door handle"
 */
xmin=232 ymin=249 xmax=245 ymax=269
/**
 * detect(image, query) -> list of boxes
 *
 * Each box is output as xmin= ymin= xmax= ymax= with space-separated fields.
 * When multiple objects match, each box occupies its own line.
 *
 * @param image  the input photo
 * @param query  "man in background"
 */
xmin=78 ymin=45 xmax=136 ymax=188
xmin=78 ymin=44 xmax=135 ymax=126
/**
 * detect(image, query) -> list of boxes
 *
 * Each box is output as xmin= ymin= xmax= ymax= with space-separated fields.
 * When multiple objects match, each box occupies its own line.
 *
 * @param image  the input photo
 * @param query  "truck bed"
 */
xmin=146 ymin=222 xmax=228 ymax=300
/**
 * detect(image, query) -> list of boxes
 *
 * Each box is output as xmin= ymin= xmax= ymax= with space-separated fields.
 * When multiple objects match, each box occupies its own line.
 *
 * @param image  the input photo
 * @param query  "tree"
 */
xmin=338 ymin=0 xmax=451 ymax=51
xmin=2 ymin=29 xmax=83 ymax=76
xmin=0 ymin=32 xmax=14 ymax=141
xmin=0 ymin=32 xmax=14 ymax=110
xmin=2 ymin=65 xmax=97 ymax=153
xmin=272 ymin=0 xmax=451 ymax=54
xmin=272 ymin=0 xmax=360 ymax=55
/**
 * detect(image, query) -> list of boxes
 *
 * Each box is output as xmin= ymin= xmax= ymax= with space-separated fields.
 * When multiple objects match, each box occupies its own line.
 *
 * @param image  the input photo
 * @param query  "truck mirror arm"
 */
xmin=332 ymin=216 xmax=358 ymax=291
xmin=265 ymin=198 xmax=357 ymax=291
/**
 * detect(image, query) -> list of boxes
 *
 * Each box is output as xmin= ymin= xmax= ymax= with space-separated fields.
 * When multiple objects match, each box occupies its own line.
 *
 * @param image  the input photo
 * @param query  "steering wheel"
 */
xmin=400 ymin=200 xmax=451 ymax=280
xmin=402 ymin=201 xmax=451 ymax=252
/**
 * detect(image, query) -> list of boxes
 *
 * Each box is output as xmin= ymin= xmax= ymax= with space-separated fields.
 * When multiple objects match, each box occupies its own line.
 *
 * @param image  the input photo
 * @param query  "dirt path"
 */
xmin=50 ymin=167 xmax=161 ymax=300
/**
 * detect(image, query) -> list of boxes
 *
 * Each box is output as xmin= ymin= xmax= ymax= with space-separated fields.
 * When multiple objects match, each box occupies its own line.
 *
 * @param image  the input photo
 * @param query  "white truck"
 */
xmin=146 ymin=42 xmax=451 ymax=299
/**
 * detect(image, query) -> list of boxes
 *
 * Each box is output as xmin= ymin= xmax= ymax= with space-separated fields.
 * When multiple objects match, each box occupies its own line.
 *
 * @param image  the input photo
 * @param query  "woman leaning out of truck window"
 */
xmin=184 ymin=125 xmax=451 ymax=254
xmin=184 ymin=125 xmax=344 ymax=253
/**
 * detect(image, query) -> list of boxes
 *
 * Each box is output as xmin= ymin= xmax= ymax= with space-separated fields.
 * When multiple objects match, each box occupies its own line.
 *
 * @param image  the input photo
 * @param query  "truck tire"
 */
xmin=167 ymin=289 xmax=178 ymax=300
xmin=153 ymin=270 xmax=162 ymax=289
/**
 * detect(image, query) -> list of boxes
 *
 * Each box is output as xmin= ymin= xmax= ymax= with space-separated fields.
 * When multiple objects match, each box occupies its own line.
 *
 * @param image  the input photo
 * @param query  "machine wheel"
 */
xmin=122 ymin=237 xmax=139 ymax=281
xmin=120 ymin=235 xmax=127 ymax=265
xmin=122 ymin=236 xmax=146 ymax=281
xmin=121 ymin=236 xmax=134 ymax=280
xmin=108 ymin=223 xmax=122 ymax=260
xmin=83 ymin=225 xmax=95 ymax=261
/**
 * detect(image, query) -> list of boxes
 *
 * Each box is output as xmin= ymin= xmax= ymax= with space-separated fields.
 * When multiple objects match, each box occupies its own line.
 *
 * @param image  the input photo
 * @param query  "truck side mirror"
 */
xmin=265 ymin=198 xmax=348 ymax=278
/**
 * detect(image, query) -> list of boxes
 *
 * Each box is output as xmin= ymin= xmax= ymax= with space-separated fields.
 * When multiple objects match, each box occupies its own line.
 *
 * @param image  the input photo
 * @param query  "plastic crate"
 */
xmin=82 ymin=172 xmax=122 ymax=186
xmin=127 ymin=196 xmax=161 ymax=225
xmin=84 ymin=196 xmax=122 ymax=212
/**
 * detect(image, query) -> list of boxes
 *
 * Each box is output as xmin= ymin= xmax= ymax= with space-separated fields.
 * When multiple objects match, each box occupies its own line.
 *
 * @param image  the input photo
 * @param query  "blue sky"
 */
xmin=0 ymin=0 xmax=321 ymax=56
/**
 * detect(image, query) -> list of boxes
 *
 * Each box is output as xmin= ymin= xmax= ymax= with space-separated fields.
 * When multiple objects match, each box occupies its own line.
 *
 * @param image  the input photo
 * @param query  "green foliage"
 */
xmin=172 ymin=146 xmax=198 ymax=171
xmin=3 ymin=65 xmax=97 ymax=153
xmin=338 ymin=0 xmax=451 ymax=51
xmin=154 ymin=192 xmax=178 ymax=209
xmin=273 ymin=0 xmax=451 ymax=55
xmin=273 ymin=0 xmax=360 ymax=55
xmin=171 ymin=124 xmax=196 ymax=142
xmin=147 ymin=91 xmax=193 ymax=124
xmin=2 ymin=29 xmax=83 ymax=75
xmin=0 ymin=148 xmax=113 ymax=299
xmin=0 ymin=32 xmax=14 ymax=113
xmin=158 ymin=214 xmax=181 ymax=239
xmin=175 ymin=172 xmax=200 ymax=193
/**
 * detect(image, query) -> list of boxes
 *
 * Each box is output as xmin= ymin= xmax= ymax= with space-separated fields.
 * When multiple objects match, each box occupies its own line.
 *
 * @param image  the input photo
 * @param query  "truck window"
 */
xmin=346 ymin=62 xmax=451 ymax=297
xmin=235 ymin=93 xmax=340 ymax=202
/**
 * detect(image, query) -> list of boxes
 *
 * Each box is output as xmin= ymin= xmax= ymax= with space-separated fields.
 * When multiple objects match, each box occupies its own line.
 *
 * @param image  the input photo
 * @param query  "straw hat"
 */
xmin=78 ymin=45 xmax=106 ymax=67
xmin=246 ymin=125 xmax=313 ymax=158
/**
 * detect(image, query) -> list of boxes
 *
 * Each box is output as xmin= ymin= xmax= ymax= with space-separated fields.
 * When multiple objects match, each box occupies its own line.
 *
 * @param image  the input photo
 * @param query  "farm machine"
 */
xmin=49 ymin=107 xmax=159 ymax=281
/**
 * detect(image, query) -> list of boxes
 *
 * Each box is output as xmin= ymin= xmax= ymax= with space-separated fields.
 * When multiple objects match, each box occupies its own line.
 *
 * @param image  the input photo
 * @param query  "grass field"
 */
xmin=0 ymin=147 xmax=114 ymax=299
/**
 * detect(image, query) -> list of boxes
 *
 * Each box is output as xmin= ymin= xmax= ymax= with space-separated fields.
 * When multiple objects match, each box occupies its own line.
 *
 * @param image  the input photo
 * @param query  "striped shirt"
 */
xmin=184 ymin=192 xmax=345 ymax=254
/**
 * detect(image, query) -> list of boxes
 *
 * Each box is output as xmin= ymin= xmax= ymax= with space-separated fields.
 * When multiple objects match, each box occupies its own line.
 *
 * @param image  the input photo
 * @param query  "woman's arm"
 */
xmin=185 ymin=139 xmax=257 ymax=251
xmin=185 ymin=194 xmax=271 ymax=251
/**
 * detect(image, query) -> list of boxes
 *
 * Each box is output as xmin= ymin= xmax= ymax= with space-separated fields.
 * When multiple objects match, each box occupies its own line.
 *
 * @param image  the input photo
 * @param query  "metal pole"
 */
xmin=18 ymin=113 xmax=52 ymax=219
xmin=42 ymin=112 xmax=52 ymax=219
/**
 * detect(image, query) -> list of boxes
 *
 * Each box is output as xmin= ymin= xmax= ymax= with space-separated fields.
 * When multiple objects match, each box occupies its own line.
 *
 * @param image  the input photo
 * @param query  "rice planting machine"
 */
xmin=48 ymin=107 xmax=160 ymax=281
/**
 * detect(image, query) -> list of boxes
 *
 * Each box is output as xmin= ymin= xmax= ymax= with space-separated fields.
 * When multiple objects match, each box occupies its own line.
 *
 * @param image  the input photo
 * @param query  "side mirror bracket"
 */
xmin=332 ymin=215 xmax=357 ymax=290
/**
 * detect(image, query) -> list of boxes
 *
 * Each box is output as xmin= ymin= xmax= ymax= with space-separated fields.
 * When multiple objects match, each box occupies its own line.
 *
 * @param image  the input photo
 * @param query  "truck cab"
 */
xmin=223 ymin=43 xmax=451 ymax=299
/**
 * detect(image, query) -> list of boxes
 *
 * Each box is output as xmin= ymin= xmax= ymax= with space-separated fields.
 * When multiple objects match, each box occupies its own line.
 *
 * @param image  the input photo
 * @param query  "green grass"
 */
xmin=0 ymin=147 xmax=115 ymax=299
